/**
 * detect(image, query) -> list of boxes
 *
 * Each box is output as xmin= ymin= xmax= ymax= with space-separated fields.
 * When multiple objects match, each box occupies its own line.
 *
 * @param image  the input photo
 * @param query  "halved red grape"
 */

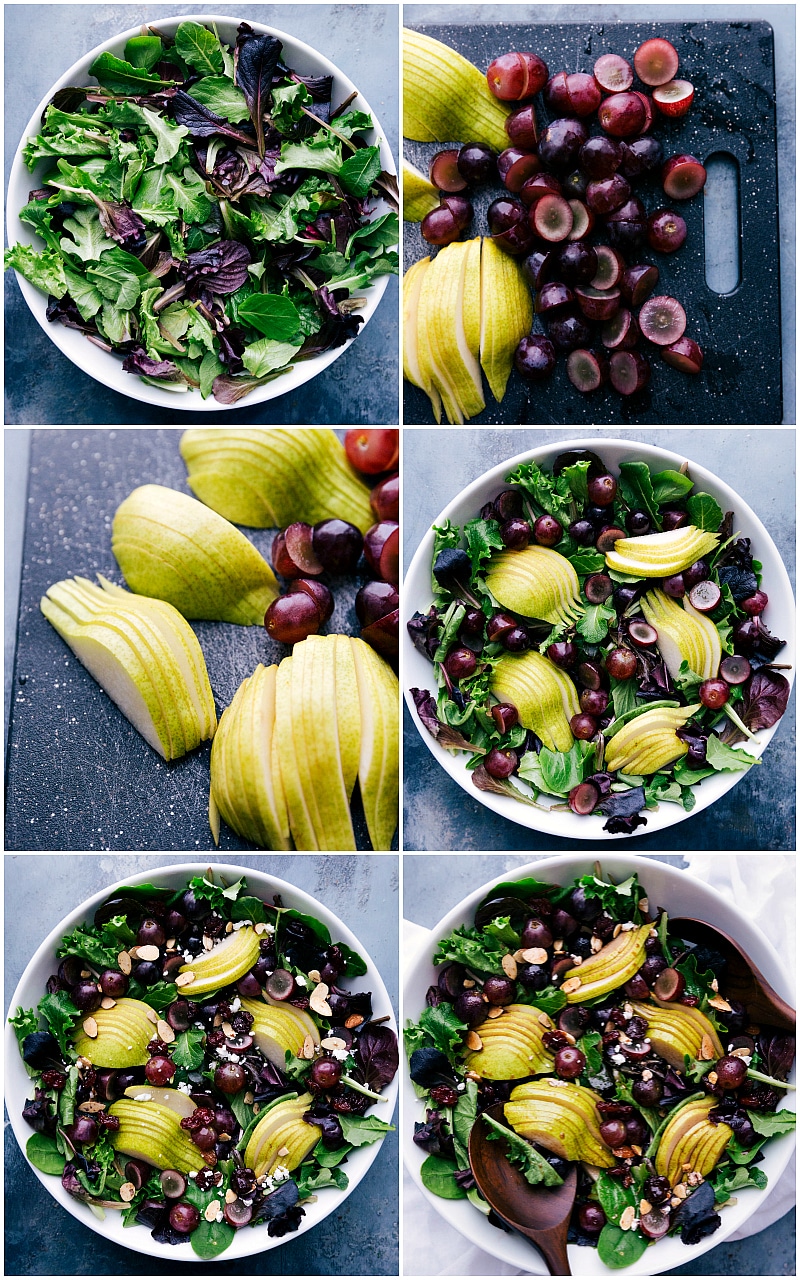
xmin=554 ymin=240 xmax=597 ymax=284
xmin=598 ymin=92 xmax=646 ymax=137
xmin=514 ymin=334 xmax=556 ymax=379
xmin=345 ymin=429 xmax=398 ymax=475
xmin=265 ymin=968 xmax=295 ymax=1000
xmin=628 ymin=618 xmax=658 ymax=647
xmin=575 ymin=285 xmax=621 ymax=322
xmin=699 ymin=677 xmax=729 ymax=708
xmin=224 ymin=1200 xmax=254 ymax=1228
xmin=579 ymin=135 xmax=623 ymax=179
xmin=161 ymin=1169 xmax=187 ymax=1199
xmin=653 ymin=80 xmax=695 ymax=118
xmin=662 ymin=153 xmax=707 ymax=198
xmin=493 ymin=222 xmax=535 ymax=256
xmin=289 ymin=577 xmax=334 ymax=622
xmin=535 ymin=281 xmax=574 ymax=315
xmin=264 ymin=593 xmax=322 ymax=644
xmin=720 ymin=654 xmax=752 ymax=685
xmin=538 ymin=118 xmax=588 ymax=169
xmin=662 ymin=336 xmax=703 ymax=374
xmin=741 ymin=589 xmax=768 ymax=616
xmin=567 ymin=348 xmax=607 ymax=392
xmin=565 ymin=72 xmax=602 ymax=116
xmin=633 ymin=91 xmax=654 ymax=134
xmin=605 ymin=215 xmax=646 ymax=254
xmin=567 ymin=200 xmax=594 ymax=240
xmin=532 ymin=193 xmax=573 ymax=241
xmin=271 ymin=530 xmax=302 ymax=579
xmin=421 ymin=203 xmax=462 ymax=246
xmin=609 ymin=350 xmax=651 ymax=395
xmin=487 ymin=196 xmax=527 ymax=234
xmin=429 ymin=149 xmax=467 ymax=192
xmin=594 ymin=53 xmax=633 ymax=93
xmin=569 ymin=781 xmax=600 ymax=815
xmin=543 ymin=71 xmax=571 ymax=113
xmin=621 ymin=263 xmax=659 ymax=307
xmin=585 ymin=573 xmax=613 ymax=603
xmin=364 ymin=520 xmax=399 ymax=584
xmin=547 ymin=310 xmax=592 ymax=352
xmin=487 ymin=51 xmax=549 ymax=101
xmin=688 ymin=580 xmax=721 ymax=612
xmin=312 ymin=518 xmax=363 ymax=572
xmin=284 ymin=521 xmax=323 ymax=575
xmin=440 ymin=194 xmax=473 ymax=230
xmin=361 ymin=608 xmax=399 ymax=660
xmin=662 ymin=509 xmax=689 ymax=531
xmin=586 ymin=174 xmax=631 ymax=215
xmin=521 ymin=248 xmax=554 ymax=288
xmin=634 ymin=37 xmax=679 ymax=87
xmin=520 ymin=172 xmax=562 ymax=207
xmin=640 ymin=1207 xmax=671 ymax=1242
xmin=504 ymin=104 xmax=539 ymax=148
xmin=370 ymin=472 xmax=399 ymax=522
xmin=601 ymin=307 xmax=639 ymax=350
xmin=639 ymin=295 xmax=686 ymax=346
xmin=498 ymin=147 xmax=541 ymax=192
xmin=457 ymin=142 xmax=498 ymax=184
xmin=620 ymin=136 xmax=663 ymax=178
xmin=590 ymin=245 xmax=624 ymax=291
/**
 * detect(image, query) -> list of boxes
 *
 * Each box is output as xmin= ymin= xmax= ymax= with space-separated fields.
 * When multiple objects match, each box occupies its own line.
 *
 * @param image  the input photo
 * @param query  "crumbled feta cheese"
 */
xmin=611 ymin=1052 xmax=627 ymax=1066
xmin=456 ymin=1082 xmax=466 ymax=1091
xmin=331 ymin=1048 xmax=349 ymax=1062
xmin=295 ymin=975 xmax=307 ymax=988
xmin=264 ymin=922 xmax=275 ymax=935
xmin=177 ymin=1082 xmax=192 ymax=1094
xmin=620 ymin=921 xmax=635 ymax=931
xmin=229 ymin=997 xmax=241 ymax=1012
xmin=134 ymin=1092 xmax=152 ymax=1101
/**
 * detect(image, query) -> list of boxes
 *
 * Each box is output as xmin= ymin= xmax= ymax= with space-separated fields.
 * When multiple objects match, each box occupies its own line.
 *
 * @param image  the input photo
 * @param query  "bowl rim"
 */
xmin=6 ymin=12 xmax=396 ymax=412
xmin=402 ymin=851 xmax=797 ymax=1276
xmin=403 ymin=434 xmax=796 ymax=841
xmin=5 ymin=859 xmax=398 ymax=1262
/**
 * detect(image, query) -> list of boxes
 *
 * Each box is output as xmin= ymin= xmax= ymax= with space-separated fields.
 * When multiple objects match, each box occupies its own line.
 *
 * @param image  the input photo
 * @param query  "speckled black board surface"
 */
xmin=5 ymin=429 xmax=392 ymax=851
xmin=404 ymin=20 xmax=782 ymax=425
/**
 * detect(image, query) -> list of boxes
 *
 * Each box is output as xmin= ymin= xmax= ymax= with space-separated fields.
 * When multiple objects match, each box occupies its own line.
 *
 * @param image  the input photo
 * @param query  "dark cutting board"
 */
xmin=5 ymin=430 xmax=392 ymax=851
xmin=403 ymin=20 xmax=781 ymax=425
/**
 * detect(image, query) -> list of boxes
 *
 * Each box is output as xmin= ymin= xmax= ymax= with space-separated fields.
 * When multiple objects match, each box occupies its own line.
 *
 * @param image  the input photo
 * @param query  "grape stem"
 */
xmin=340 ymin=1074 xmax=387 ymax=1102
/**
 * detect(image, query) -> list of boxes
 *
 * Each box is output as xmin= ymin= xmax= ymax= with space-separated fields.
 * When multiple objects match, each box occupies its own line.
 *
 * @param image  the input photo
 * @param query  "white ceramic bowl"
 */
xmin=7 ymin=14 xmax=396 ymax=411
xmin=403 ymin=852 xmax=796 ymax=1276
xmin=404 ymin=437 xmax=795 ymax=841
xmin=5 ymin=861 xmax=398 ymax=1261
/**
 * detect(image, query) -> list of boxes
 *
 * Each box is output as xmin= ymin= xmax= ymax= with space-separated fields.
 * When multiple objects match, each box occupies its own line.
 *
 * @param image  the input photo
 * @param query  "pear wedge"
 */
xmin=505 ymin=1081 xmax=615 ymax=1167
xmin=605 ymin=525 xmax=719 ymax=577
xmin=109 ymin=1098 xmax=205 ymax=1175
xmin=491 ymin=650 xmax=579 ymax=752
xmin=178 ymin=925 xmax=261 ymax=995
xmin=209 ymin=664 xmax=291 ymax=850
xmin=73 ymin=997 xmax=155 ymax=1067
xmin=274 ymin=655 xmax=318 ymax=850
xmin=641 ymin=589 xmax=721 ymax=680
xmin=403 ymin=28 xmax=511 ymax=151
xmin=480 ymin=237 xmax=533 ymax=402
xmin=560 ymin=924 xmax=652 ymax=1003
xmin=403 ymin=257 xmax=443 ymax=421
xmin=123 ymin=1085 xmax=197 ymax=1118
xmin=239 ymin=998 xmax=320 ymax=1067
xmin=179 ymin=429 xmax=373 ymax=533
xmin=112 ymin=484 xmax=279 ymax=624
xmin=350 ymin=637 xmax=399 ymax=851
xmin=244 ymin=1093 xmax=321 ymax=1176
xmin=424 ymin=241 xmax=486 ymax=424
xmin=654 ymin=1095 xmax=732 ymax=1185
xmin=298 ymin=635 xmax=357 ymax=851
xmin=403 ymin=158 xmax=439 ymax=221
xmin=605 ymin=703 xmax=700 ymax=774
xmin=464 ymin=1004 xmax=555 ymax=1079
xmin=629 ymin=999 xmax=724 ymax=1069
xmin=485 ymin=546 xmax=583 ymax=626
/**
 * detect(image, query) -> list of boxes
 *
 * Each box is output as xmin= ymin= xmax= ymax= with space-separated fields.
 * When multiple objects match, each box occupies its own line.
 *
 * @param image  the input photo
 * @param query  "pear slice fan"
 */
xmin=112 ymin=484 xmax=279 ymax=624
xmin=179 ymin=428 xmax=374 ymax=533
xmin=40 ymin=575 xmax=216 ymax=761
xmin=210 ymin=634 xmax=399 ymax=851
xmin=403 ymin=28 xmax=511 ymax=151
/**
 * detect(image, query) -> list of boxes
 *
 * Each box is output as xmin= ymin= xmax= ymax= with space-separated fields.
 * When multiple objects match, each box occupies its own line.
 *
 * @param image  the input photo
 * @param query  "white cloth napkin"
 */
xmin=403 ymin=855 xmax=796 ymax=1276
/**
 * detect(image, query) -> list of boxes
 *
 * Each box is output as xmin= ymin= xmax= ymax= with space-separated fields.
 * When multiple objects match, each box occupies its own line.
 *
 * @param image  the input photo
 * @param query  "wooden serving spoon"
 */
xmin=670 ymin=916 xmax=795 ymax=1032
xmin=468 ymin=1103 xmax=577 ymax=1276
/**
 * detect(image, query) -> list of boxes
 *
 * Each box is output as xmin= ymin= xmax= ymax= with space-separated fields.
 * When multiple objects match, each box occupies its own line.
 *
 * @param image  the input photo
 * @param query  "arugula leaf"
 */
xmin=338 ymin=145 xmax=382 ymax=197
xmin=578 ymin=873 xmax=641 ymax=922
xmin=90 ymin=52 xmax=174 ymax=94
xmin=242 ymin=336 xmax=302 ymax=377
xmin=650 ymin=468 xmax=694 ymax=504
xmin=704 ymin=735 xmax=759 ymax=773
xmin=484 ymin=1115 xmax=563 ymax=1186
xmin=37 ymin=992 xmax=79 ymax=1058
xmin=515 ymin=987 xmax=566 ymax=1017
xmin=687 ymin=491 xmax=724 ymax=532
xmin=187 ymin=76 xmax=249 ymax=123
xmin=4 ymin=244 xmax=67 ymax=297
xmin=175 ymin=21 xmax=224 ymax=75
xmin=163 ymin=166 xmax=213 ymax=222
xmin=673 ymin=949 xmax=717 ymax=1001
xmin=237 ymin=293 xmax=301 ymax=341
xmin=338 ymin=1114 xmax=394 ymax=1147
xmin=172 ymin=1027 xmax=205 ymax=1070
xmin=416 ymin=1004 xmax=468 ymax=1058
xmin=276 ymin=134 xmax=343 ymax=176
xmin=576 ymin=601 xmax=615 ymax=643
xmin=578 ymin=1030 xmax=605 ymax=1079
xmin=322 ymin=247 xmax=398 ymax=293
xmin=617 ymin=461 xmax=661 ymax=530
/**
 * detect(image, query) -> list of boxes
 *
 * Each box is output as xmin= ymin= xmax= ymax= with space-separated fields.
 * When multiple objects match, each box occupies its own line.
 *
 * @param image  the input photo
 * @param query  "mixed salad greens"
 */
xmin=408 ymin=448 xmax=791 ymax=834
xmin=6 ymin=20 xmax=398 ymax=403
xmin=10 ymin=870 xmax=397 ymax=1257
xmin=407 ymin=868 xmax=796 ymax=1269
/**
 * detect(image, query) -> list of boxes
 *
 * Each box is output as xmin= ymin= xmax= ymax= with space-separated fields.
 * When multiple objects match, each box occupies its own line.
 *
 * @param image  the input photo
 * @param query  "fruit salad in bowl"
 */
xmin=405 ymin=438 xmax=794 ymax=840
xmin=6 ymin=864 xmax=398 ymax=1260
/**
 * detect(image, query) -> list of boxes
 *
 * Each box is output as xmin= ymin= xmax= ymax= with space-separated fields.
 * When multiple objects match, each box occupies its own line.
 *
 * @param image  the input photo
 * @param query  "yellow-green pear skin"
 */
xmin=350 ymin=637 xmax=399 ymax=851
xmin=605 ymin=525 xmax=719 ymax=577
xmin=424 ymin=240 xmax=485 ymax=424
xmin=72 ymin=998 xmax=156 ymax=1067
xmin=240 ymin=998 xmax=320 ymax=1067
xmin=463 ymin=1004 xmax=556 ymax=1079
xmin=177 ymin=926 xmax=261 ymax=995
xmin=604 ymin=703 xmax=701 ymax=775
xmin=655 ymin=1096 xmax=732 ymax=1185
xmin=179 ymin=429 xmax=374 ymax=533
xmin=505 ymin=1081 xmax=615 ymax=1167
xmin=560 ymin=924 xmax=652 ymax=1003
xmin=209 ymin=664 xmax=291 ymax=850
xmin=491 ymin=650 xmax=579 ymax=752
xmin=641 ymin=589 xmax=722 ymax=681
xmin=112 ymin=484 xmax=279 ymax=624
xmin=480 ymin=237 xmax=533 ymax=402
xmin=415 ymin=248 xmax=458 ymax=422
xmin=109 ymin=1098 xmax=205 ymax=1174
xmin=402 ymin=158 xmax=440 ymax=221
xmin=403 ymin=28 xmax=511 ymax=151
xmin=298 ymin=634 xmax=358 ymax=851
xmin=485 ymin=546 xmax=583 ymax=626
xmin=244 ymin=1094 xmax=321 ymax=1176
xmin=123 ymin=1085 xmax=197 ymax=1118
xmin=629 ymin=1000 xmax=724 ymax=1070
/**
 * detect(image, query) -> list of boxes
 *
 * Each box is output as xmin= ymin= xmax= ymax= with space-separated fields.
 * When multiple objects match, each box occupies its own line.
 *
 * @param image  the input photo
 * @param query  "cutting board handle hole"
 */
xmin=704 ymin=152 xmax=741 ymax=295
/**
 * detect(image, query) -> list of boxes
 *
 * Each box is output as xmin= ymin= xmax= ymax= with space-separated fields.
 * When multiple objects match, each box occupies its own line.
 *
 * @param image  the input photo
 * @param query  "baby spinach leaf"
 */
xmin=242 ymin=336 xmax=302 ymax=378
xmin=188 ymin=76 xmax=249 ymax=123
xmin=175 ymin=21 xmax=224 ymax=75
xmin=519 ymin=740 xmax=595 ymax=798
xmin=345 ymin=211 xmax=399 ymax=257
xmin=237 ymin=293 xmax=301 ymax=340
xmin=568 ymin=548 xmax=605 ymax=575
xmin=420 ymin=1154 xmax=467 ymax=1199
xmin=338 ymin=1114 xmax=394 ymax=1147
xmin=199 ymin=350 xmax=225 ymax=399
xmin=89 ymin=52 xmax=173 ymax=95
xmin=338 ymin=942 xmax=368 ymax=978
xmin=124 ymin=35 xmax=163 ymax=71
xmin=617 ymin=461 xmax=661 ymax=530
xmin=338 ymin=145 xmax=382 ymax=198
xmin=484 ymin=1114 xmax=563 ymax=1186
xmin=595 ymin=1171 xmax=635 ymax=1225
xmin=125 ymin=980 xmax=177 ymax=1010
xmin=516 ymin=987 xmax=566 ymax=1017
xmin=230 ymin=894 xmax=267 ymax=924
xmin=704 ymin=736 xmax=759 ymax=773
xmin=191 ymin=1216 xmax=236 ymax=1259
xmin=576 ymin=601 xmax=616 ymax=644
xmin=597 ymin=1222 xmax=648 ymax=1269
xmin=687 ymin=491 xmax=724 ymax=532
xmin=172 ymin=1027 xmax=205 ymax=1070
xmin=452 ymin=1079 xmax=479 ymax=1156
xmin=650 ymin=468 xmax=694 ymax=504
xmin=26 ymin=1132 xmax=66 ymax=1176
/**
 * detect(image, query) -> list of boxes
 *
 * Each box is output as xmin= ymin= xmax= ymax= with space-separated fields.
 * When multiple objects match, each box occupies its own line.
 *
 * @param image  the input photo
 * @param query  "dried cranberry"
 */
xmin=195 ymin=1167 xmax=222 ymax=1191
xmin=231 ymin=1009 xmax=254 ymax=1033
xmin=206 ymin=1030 xmax=225 ymax=1048
xmin=430 ymin=1084 xmax=460 ymax=1107
xmin=181 ymin=1107 xmax=215 ymax=1131
xmin=542 ymin=1030 xmax=570 ymax=1052
xmin=41 ymin=1070 xmax=67 ymax=1090
xmin=97 ymin=1112 xmax=120 ymax=1131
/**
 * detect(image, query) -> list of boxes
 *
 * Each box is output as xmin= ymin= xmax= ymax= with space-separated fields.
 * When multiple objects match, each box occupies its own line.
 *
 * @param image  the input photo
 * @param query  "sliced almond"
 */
xmin=730 ymin=1046 xmax=752 ymax=1060
xmin=571 ymin=955 xmax=583 ymax=967
xmin=218 ymin=1132 xmax=232 ymax=1142
xmin=619 ymin=1205 xmax=635 ymax=1231
xmin=226 ymin=921 xmax=234 ymax=933
xmin=277 ymin=1145 xmax=290 ymax=1158
xmin=175 ymin=970 xmax=195 ymax=988
xmin=137 ymin=944 xmax=160 ymax=962
xmin=166 ymin=938 xmax=176 ymax=951
xmin=487 ymin=1006 xmax=505 ymax=1019
xmin=553 ymin=939 xmax=564 ymax=952
xmin=146 ymin=1007 xmax=159 ymax=1025
xmin=321 ymin=1036 xmax=347 ymax=1051
xmin=80 ymin=969 xmax=92 ymax=979
xmin=501 ymin=954 xmax=518 ymax=979
xmin=204 ymin=1200 xmax=221 ymax=1222
xmin=674 ymin=1183 xmax=687 ymax=1199
xmin=309 ymin=982 xmax=332 ymax=1017
xmin=78 ymin=1100 xmax=106 ymax=1113
xmin=465 ymin=1070 xmax=481 ymax=1082
xmin=254 ymin=922 xmax=269 ymax=935
xmin=118 ymin=951 xmax=132 ymax=975
xmin=202 ymin=936 xmax=214 ymax=952
xmin=710 ymin=976 xmax=719 ymax=992
xmin=707 ymin=1071 xmax=718 ymax=1086
xmin=639 ymin=1199 xmax=652 ymax=1215
xmin=462 ymin=979 xmax=476 ymax=989
xmin=699 ymin=1034 xmax=716 ymax=1061
xmin=244 ymin=1090 xmax=255 ymax=1105
xmin=465 ymin=1031 xmax=483 ymax=1052
xmin=225 ymin=1188 xmax=238 ymax=1204
xmin=344 ymin=1014 xmax=363 ymax=1029
xmin=521 ymin=947 xmax=548 ymax=966
xmin=560 ymin=976 xmax=582 ymax=995
xmin=631 ymin=1144 xmax=643 ymax=1156
xmin=120 ymin=1182 xmax=137 ymax=1203
xmin=590 ymin=937 xmax=603 ymax=953
xmin=253 ymin=1101 xmax=261 ymax=1114
xmin=638 ymin=897 xmax=649 ymax=914
xmin=538 ymin=1013 xmax=552 ymax=1028
xmin=301 ymin=1035 xmax=315 ymax=1060
xmin=157 ymin=1019 xmax=175 ymax=1044
xmin=707 ymin=995 xmax=732 ymax=1012
xmin=308 ymin=969 xmax=322 ymax=983
xmin=613 ymin=923 xmax=622 ymax=938
xmin=213 ymin=1013 xmax=222 ymax=1027
xmin=641 ymin=1069 xmax=653 ymax=1081
xmin=221 ymin=1021 xmax=235 ymax=1039
xmin=82 ymin=1016 xmax=98 ymax=1038
xmin=100 ymin=996 xmax=117 ymax=1010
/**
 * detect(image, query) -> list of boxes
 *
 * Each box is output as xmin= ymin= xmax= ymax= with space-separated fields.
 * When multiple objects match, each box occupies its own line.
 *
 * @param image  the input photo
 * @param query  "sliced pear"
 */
xmin=464 ymin=1004 xmax=555 ymax=1079
xmin=560 ymin=924 xmax=652 ymax=1003
xmin=112 ymin=484 xmax=279 ymax=624
xmin=629 ymin=999 xmax=724 ymax=1070
xmin=403 ymin=158 xmax=439 ymax=221
xmin=179 ymin=429 xmax=373 ymax=533
xmin=244 ymin=1093 xmax=321 ymax=1176
xmin=654 ymin=1095 xmax=732 ymax=1185
xmin=641 ymin=589 xmax=721 ymax=681
xmin=403 ymin=28 xmax=511 ymax=151
xmin=480 ymin=237 xmax=533 ymax=402
xmin=605 ymin=703 xmax=701 ymax=775
xmin=73 ymin=998 xmax=156 ymax=1067
xmin=123 ymin=1085 xmax=197 ymax=1118
xmin=505 ymin=1081 xmax=615 ymax=1167
xmin=403 ymin=256 xmax=443 ymax=421
xmin=491 ymin=650 xmax=579 ymax=752
xmin=424 ymin=240 xmax=486 ymax=424
xmin=274 ymin=655 xmax=317 ymax=850
xmin=415 ymin=251 xmax=450 ymax=423
xmin=462 ymin=236 xmax=483 ymax=361
xmin=209 ymin=664 xmax=291 ymax=850
xmin=485 ymin=546 xmax=583 ymax=626
xmin=605 ymin=525 xmax=719 ymax=577
xmin=109 ymin=1097 xmax=205 ymax=1174
xmin=350 ymin=637 xmax=399 ymax=851
xmin=178 ymin=925 xmax=261 ymax=995
xmin=239 ymin=998 xmax=320 ymax=1067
